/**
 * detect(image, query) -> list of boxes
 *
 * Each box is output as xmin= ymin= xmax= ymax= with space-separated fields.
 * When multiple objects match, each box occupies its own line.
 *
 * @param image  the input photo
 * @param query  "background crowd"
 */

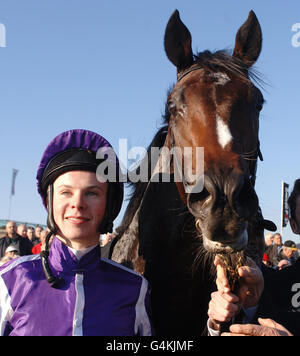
xmin=1 ymin=219 xmax=298 ymax=271
xmin=263 ymin=232 xmax=299 ymax=270
xmin=0 ymin=221 xmax=117 ymax=266
xmin=0 ymin=221 xmax=48 ymax=266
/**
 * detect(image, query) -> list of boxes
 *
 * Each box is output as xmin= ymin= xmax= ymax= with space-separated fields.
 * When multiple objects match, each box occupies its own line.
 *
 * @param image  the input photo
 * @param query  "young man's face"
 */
xmin=52 ymin=170 xmax=108 ymax=250
xmin=290 ymin=195 xmax=300 ymax=235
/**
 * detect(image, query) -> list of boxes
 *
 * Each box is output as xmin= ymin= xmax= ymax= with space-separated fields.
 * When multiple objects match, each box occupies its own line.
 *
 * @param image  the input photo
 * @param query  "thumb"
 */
xmin=258 ymin=318 xmax=282 ymax=329
xmin=258 ymin=318 xmax=293 ymax=335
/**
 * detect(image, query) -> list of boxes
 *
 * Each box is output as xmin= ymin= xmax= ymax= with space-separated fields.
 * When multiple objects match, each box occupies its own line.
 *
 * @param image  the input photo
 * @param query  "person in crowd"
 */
xmin=34 ymin=225 xmax=43 ymax=241
xmin=0 ymin=245 xmax=20 ymax=266
xmin=264 ymin=232 xmax=278 ymax=267
xmin=207 ymin=178 xmax=300 ymax=336
xmin=276 ymin=240 xmax=298 ymax=270
xmin=264 ymin=232 xmax=273 ymax=247
xmin=0 ymin=221 xmax=33 ymax=258
xmin=17 ymin=224 xmax=28 ymax=238
xmin=262 ymin=253 xmax=272 ymax=268
xmin=273 ymin=233 xmax=283 ymax=254
xmin=0 ymin=129 xmax=152 ymax=336
xmin=32 ymin=228 xmax=48 ymax=254
xmin=27 ymin=226 xmax=41 ymax=246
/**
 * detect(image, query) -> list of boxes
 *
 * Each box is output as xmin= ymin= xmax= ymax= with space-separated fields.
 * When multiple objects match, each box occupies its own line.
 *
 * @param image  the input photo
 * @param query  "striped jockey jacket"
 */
xmin=0 ymin=237 xmax=153 ymax=336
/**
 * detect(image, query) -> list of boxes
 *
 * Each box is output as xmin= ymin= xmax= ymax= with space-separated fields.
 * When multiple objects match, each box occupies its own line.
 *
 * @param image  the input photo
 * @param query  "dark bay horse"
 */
xmin=111 ymin=10 xmax=267 ymax=335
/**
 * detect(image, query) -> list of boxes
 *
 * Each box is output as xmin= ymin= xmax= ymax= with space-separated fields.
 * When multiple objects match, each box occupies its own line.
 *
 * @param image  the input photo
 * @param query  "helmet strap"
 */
xmin=40 ymin=184 xmax=63 ymax=289
xmin=46 ymin=184 xmax=57 ymax=234
xmin=98 ymin=183 xmax=114 ymax=234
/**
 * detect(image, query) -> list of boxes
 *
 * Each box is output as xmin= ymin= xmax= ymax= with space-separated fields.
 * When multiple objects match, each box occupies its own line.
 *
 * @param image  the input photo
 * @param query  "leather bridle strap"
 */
xmin=177 ymin=66 xmax=203 ymax=82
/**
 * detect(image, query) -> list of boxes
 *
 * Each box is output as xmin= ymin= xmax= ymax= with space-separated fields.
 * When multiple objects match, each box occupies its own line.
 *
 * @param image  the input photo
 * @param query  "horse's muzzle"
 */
xmin=187 ymin=171 xmax=258 ymax=218
xmin=187 ymin=171 xmax=258 ymax=251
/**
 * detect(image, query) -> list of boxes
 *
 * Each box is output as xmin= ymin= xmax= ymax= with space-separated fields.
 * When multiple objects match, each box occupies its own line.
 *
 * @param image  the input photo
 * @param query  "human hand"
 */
xmin=277 ymin=259 xmax=291 ymax=270
xmin=221 ymin=318 xmax=293 ymax=336
xmin=208 ymin=290 xmax=240 ymax=330
xmin=236 ymin=256 xmax=264 ymax=309
xmin=207 ymin=255 xmax=264 ymax=328
xmin=215 ymin=255 xmax=264 ymax=308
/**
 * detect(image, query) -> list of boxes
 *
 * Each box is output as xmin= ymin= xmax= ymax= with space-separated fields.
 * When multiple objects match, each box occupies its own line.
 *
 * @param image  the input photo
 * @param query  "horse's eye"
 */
xmin=168 ymin=101 xmax=177 ymax=115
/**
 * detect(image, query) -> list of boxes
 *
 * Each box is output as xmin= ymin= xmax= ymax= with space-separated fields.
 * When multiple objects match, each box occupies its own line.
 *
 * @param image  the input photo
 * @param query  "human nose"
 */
xmin=70 ymin=192 xmax=86 ymax=210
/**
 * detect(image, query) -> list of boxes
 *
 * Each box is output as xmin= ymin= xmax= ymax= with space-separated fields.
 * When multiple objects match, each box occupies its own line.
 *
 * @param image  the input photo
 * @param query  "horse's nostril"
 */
xmin=187 ymin=186 xmax=212 ymax=218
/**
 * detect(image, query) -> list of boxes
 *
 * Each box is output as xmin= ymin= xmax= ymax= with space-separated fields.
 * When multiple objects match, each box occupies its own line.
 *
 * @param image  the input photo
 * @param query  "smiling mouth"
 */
xmin=66 ymin=217 xmax=91 ymax=224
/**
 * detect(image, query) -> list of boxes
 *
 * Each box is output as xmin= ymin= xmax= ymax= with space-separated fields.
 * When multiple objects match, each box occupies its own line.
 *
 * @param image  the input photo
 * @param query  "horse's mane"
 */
xmin=116 ymin=124 xmax=169 ymax=237
xmin=115 ymin=49 xmax=262 ymax=237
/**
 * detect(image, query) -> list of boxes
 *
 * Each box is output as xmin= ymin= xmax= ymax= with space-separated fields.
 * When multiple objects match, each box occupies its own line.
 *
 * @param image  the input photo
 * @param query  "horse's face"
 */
xmin=168 ymin=67 xmax=263 ymax=253
xmin=164 ymin=10 xmax=263 ymax=254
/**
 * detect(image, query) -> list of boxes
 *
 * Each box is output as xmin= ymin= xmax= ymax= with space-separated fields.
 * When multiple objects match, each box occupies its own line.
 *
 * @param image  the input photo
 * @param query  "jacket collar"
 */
xmin=49 ymin=237 xmax=101 ymax=275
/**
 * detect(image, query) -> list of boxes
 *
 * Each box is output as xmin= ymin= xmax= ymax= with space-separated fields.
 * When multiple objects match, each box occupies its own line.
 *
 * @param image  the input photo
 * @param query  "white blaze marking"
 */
xmin=216 ymin=115 xmax=232 ymax=149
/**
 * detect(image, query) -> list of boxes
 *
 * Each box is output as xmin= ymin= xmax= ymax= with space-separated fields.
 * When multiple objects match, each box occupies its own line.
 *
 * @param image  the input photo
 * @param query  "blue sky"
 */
xmin=0 ymin=0 xmax=299 ymax=242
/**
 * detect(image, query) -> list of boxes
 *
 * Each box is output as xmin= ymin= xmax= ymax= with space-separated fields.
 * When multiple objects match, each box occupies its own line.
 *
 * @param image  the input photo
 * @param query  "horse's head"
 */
xmin=164 ymin=10 xmax=264 ymax=254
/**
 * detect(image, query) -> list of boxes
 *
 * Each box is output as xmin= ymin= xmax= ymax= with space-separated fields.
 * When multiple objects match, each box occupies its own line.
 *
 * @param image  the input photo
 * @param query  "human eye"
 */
xmin=85 ymin=190 xmax=98 ymax=197
xmin=60 ymin=190 xmax=72 ymax=197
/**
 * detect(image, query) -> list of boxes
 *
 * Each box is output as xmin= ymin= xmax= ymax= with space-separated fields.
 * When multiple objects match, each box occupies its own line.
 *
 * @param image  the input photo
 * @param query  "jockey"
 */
xmin=0 ymin=129 xmax=153 ymax=336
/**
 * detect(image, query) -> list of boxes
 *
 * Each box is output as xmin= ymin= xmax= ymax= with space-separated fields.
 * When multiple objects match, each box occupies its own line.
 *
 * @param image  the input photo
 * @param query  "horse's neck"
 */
xmin=111 ymin=174 xmax=190 ymax=274
xmin=111 ymin=201 xmax=146 ymax=274
xmin=111 ymin=140 xmax=174 ymax=271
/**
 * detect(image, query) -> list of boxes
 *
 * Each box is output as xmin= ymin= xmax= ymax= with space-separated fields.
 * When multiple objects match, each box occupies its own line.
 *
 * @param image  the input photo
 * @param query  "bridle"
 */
xmin=112 ymin=64 xmax=264 ymax=269
xmin=170 ymin=65 xmax=264 ymax=189
xmin=177 ymin=65 xmax=206 ymax=82
xmin=240 ymin=145 xmax=263 ymax=187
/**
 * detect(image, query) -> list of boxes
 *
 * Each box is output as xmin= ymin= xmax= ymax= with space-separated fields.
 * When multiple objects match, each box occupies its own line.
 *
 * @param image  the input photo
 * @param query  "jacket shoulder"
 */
xmin=100 ymin=258 xmax=147 ymax=282
xmin=0 ymin=254 xmax=40 ymax=276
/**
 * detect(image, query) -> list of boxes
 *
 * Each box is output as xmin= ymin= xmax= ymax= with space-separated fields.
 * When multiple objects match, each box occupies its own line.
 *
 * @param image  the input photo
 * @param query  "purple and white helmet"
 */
xmin=36 ymin=129 xmax=123 ymax=233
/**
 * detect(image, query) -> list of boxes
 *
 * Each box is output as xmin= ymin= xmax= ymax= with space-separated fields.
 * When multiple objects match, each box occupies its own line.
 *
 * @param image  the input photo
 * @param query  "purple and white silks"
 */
xmin=0 ymin=237 xmax=153 ymax=336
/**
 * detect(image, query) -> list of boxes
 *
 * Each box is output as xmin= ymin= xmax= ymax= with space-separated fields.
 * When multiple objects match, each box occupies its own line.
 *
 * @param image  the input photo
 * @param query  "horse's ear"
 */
xmin=164 ymin=10 xmax=194 ymax=71
xmin=233 ymin=10 xmax=262 ymax=68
